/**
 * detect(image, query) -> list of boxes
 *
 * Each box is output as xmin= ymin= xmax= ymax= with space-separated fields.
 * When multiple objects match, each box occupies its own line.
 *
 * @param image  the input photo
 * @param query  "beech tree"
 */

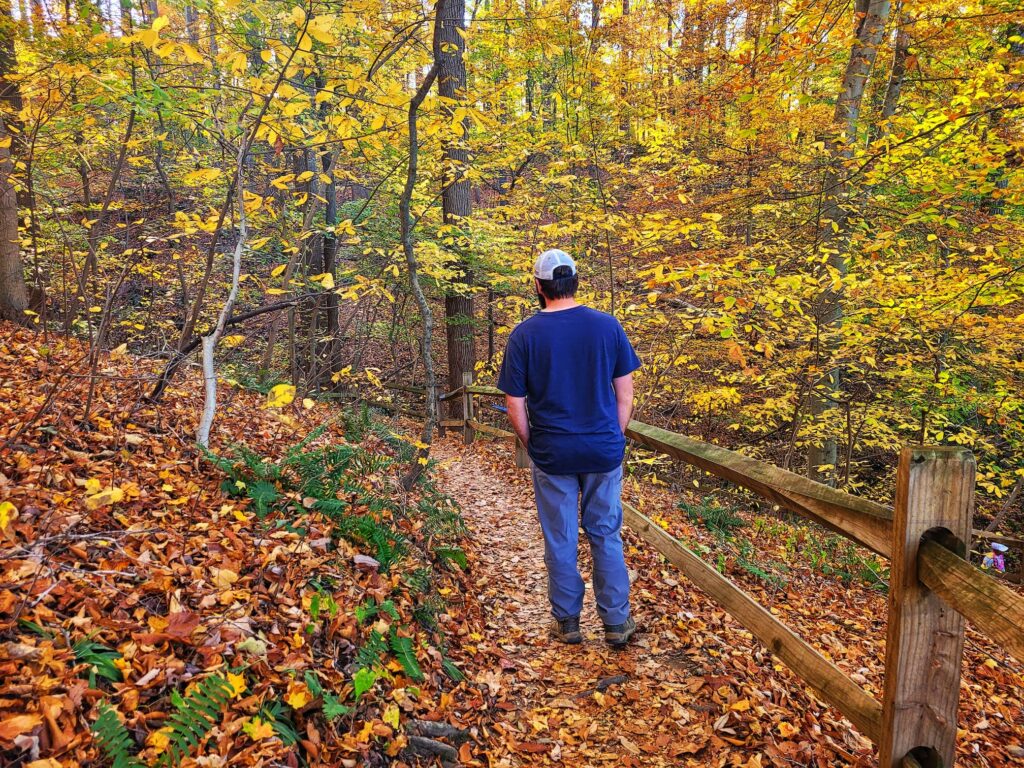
xmin=0 ymin=2 xmax=26 ymax=325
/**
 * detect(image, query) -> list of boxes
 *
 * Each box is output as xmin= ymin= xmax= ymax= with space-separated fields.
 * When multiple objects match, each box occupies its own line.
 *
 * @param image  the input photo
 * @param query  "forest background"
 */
xmin=0 ymin=0 xmax=1022 ymax=523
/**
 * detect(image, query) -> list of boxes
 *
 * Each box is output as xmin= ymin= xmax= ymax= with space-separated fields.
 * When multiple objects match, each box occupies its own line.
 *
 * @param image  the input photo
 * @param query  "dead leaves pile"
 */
xmin=0 ymin=325 xmax=493 ymax=767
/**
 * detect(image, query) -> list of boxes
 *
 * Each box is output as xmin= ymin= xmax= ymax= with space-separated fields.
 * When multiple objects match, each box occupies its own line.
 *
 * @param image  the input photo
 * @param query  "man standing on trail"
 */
xmin=497 ymin=248 xmax=642 ymax=647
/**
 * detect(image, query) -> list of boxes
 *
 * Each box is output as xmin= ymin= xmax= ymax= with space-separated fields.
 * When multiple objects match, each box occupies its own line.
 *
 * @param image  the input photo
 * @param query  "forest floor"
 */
xmin=433 ymin=435 xmax=1024 ymax=768
xmin=0 ymin=323 xmax=1022 ymax=768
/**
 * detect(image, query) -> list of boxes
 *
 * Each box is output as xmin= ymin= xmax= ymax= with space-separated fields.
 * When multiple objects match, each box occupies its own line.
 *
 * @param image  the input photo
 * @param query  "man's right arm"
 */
xmin=506 ymin=396 xmax=530 ymax=447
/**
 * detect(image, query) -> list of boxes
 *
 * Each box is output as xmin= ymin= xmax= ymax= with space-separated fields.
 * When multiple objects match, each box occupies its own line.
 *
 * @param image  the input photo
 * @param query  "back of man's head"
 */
xmin=534 ymin=248 xmax=579 ymax=299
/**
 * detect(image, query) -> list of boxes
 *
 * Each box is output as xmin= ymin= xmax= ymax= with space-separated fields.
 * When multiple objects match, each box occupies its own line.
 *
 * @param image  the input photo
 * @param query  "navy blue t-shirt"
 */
xmin=497 ymin=305 xmax=642 ymax=475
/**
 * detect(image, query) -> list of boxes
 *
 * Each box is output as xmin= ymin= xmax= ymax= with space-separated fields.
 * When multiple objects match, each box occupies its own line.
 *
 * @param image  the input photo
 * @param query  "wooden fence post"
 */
xmin=433 ymin=387 xmax=445 ymax=437
xmin=880 ymin=446 xmax=975 ymax=768
xmin=462 ymin=372 xmax=474 ymax=445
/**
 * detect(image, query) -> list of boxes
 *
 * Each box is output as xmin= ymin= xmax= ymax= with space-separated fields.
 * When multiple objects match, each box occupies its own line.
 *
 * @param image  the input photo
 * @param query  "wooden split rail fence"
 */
xmin=382 ymin=380 xmax=1024 ymax=768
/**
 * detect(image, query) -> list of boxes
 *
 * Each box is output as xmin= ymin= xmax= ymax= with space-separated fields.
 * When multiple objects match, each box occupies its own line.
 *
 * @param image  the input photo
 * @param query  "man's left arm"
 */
xmin=612 ymin=374 xmax=634 ymax=434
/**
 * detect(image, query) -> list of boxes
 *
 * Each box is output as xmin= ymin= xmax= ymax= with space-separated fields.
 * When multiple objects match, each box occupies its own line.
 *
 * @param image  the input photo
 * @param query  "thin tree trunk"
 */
xmin=437 ymin=0 xmax=475 ymax=415
xmin=876 ymin=5 xmax=910 ymax=138
xmin=0 ymin=2 xmax=27 ymax=325
xmin=806 ymin=0 xmax=891 ymax=483
xmin=0 ymin=115 xmax=26 ymax=324
xmin=399 ymin=0 xmax=445 ymax=489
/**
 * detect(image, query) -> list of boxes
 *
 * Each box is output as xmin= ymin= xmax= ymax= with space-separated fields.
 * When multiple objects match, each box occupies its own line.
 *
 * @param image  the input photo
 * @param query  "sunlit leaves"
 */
xmin=265 ymin=384 xmax=296 ymax=408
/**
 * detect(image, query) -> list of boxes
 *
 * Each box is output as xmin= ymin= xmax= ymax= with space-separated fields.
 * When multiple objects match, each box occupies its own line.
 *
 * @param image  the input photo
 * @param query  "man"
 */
xmin=497 ymin=248 xmax=642 ymax=647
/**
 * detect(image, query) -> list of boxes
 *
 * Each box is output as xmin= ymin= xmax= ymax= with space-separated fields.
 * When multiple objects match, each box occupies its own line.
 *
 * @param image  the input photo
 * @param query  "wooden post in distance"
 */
xmin=462 ymin=372 xmax=474 ymax=445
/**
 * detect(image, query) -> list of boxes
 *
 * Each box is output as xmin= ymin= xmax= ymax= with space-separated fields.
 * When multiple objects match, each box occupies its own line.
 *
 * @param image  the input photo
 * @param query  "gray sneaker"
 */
xmin=551 ymin=616 xmax=582 ymax=644
xmin=603 ymin=616 xmax=636 ymax=647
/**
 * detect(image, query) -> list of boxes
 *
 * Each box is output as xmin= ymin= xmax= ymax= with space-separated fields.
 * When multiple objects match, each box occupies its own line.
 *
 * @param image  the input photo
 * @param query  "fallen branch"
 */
xmin=405 ymin=735 xmax=459 ymax=763
xmin=408 ymin=719 xmax=471 ymax=744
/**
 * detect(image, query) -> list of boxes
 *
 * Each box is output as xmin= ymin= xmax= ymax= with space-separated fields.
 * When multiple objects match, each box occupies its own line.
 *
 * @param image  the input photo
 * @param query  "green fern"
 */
xmin=355 ymin=597 xmax=399 ymax=624
xmin=389 ymin=629 xmax=424 ymax=682
xmin=356 ymin=630 xmax=388 ymax=669
xmin=441 ymin=658 xmax=465 ymax=683
xmin=157 ymin=674 xmax=233 ymax=768
xmin=403 ymin=568 xmax=432 ymax=596
xmin=92 ymin=701 xmax=144 ymax=768
xmin=74 ymin=637 xmax=123 ymax=685
xmin=335 ymin=514 xmax=407 ymax=571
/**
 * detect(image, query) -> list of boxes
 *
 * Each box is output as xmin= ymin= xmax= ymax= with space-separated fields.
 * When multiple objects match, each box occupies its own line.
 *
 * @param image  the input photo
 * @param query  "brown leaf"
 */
xmin=0 ymin=714 xmax=43 ymax=744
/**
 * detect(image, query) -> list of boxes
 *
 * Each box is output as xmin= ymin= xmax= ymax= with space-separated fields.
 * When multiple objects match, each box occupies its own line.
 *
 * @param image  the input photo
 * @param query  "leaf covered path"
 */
xmin=434 ymin=437 xmax=880 ymax=768
xmin=434 ymin=438 xmax=1024 ymax=768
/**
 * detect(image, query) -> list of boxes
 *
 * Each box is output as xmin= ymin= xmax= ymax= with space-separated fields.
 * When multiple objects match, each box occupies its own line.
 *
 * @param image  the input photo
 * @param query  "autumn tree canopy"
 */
xmin=0 ymin=0 xmax=1021 ymax=501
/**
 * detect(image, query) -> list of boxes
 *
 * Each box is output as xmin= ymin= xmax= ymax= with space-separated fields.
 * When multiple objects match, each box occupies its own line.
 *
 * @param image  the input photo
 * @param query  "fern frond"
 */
xmin=92 ymin=701 xmax=144 ymax=768
xmin=157 ymin=674 xmax=233 ymax=768
xmin=389 ymin=630 xmax=424 ymax=682
xmin=356 ymin=630 xmax=388 ymax=669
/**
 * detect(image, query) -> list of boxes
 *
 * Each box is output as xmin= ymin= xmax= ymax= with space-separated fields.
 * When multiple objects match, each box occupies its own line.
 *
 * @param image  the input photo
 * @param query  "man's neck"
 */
xmin=541 ymin=298 xmax=579 ymax=312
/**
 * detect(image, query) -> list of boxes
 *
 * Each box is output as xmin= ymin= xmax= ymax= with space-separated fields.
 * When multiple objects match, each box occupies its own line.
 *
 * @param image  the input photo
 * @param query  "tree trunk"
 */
xmin=0 ymin=3 xmax=28 ymax=325
xmin=875 ymin=5 xmax=910 ymax=138
xmin=807 ymin=0 xmax=891 ymax=483
xmin=437 ymin=0 xmax=475 ymax=409
xmin=399 ymin=0 xmax=444 ymax=490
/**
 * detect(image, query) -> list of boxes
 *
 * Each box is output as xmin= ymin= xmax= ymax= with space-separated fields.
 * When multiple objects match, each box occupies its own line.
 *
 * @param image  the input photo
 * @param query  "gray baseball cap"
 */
xmin=533 ymin=248 xmax=577 ymax=280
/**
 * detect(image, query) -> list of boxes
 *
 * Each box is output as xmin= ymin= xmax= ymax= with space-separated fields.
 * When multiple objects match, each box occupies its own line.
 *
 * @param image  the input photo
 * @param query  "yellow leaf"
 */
xmin=227 ymin=671 xmax=247 ymax=698
xmin=223 ymin=335 xmax=245 ymax=347
xmin=265 ymin=383 xmax=296 ymax=408
xmin=243 ymin=716 xmax=275 ymax=740
xmin=307 ymin=16 xmax=335 ymax=44
xmin=212 ymin=568 xmax=238 ymax=589
xmin=151 ymin=15 xmax=169 ymax=32
xmin=285 ymin=681 xmax=311 ymax=709
xmin=266 ymin=288 xmax=288 ymax=295
xmin=179 ymin=42 xmax=203 ymax=64
xmin=290 ymin=5 xmax=306 ymax=26
xmin=310 ymin=272 xmax=335 ymax=289
xmin=295 ymin=170 xmax=315 ymax=183
xmin=232 ymin=509 xmax=250 ymax=522
xmin=183 ymin=168 xmax=222 ymax=185
xmin=109 ymin=343 xmax=128 ymax=358
xmin=729 ymin=698 xmax=751 ymax=712
xmin=302 ymin=398 xmax=315 ymax=409
xmin=148 ymin=726 xmax=173 ymax=753
xmin=270 ymin=264 xmax=287 ymax=278
xmin=85 ymin=486 xmax=125 ymax=510
xmin=777 ymin=721 xmax=799 ymax=738
xmin=383 ymin=704 xmax=400 ymax=729
xmin=0 ymin=501 xmax=16 ymax=529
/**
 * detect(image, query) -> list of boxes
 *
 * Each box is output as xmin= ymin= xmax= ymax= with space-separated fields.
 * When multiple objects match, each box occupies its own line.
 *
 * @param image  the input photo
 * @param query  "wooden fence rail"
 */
xmin=622 ymin=500 xmax=884 ymax=741
xmin=435 ymin=383 xmax=1024 ymax=766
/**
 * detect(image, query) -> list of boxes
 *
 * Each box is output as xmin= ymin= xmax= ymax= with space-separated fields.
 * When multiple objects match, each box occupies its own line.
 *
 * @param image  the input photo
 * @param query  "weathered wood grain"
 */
xmin=465 ymin=419 xmax=515 ymax=439
xmin=919 ymin=538 xmax=1024 ymax=663
xmin=880 ymin=447 xmax=973 ymax=768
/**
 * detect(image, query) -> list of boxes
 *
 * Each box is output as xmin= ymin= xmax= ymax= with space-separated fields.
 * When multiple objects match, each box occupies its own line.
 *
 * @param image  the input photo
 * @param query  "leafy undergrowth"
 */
xmin=0 ymin=324 xmax=491 ymax=767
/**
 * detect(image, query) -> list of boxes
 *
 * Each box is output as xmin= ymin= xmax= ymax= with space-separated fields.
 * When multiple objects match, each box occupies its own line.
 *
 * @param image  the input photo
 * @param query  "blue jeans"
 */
xmin=531 ymin=464 xmax=631 ymax=626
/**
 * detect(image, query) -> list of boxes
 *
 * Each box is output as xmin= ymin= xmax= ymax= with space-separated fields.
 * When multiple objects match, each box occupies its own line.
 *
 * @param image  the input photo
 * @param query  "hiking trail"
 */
xmin=432 ymin=435 xmax=878 ymax=768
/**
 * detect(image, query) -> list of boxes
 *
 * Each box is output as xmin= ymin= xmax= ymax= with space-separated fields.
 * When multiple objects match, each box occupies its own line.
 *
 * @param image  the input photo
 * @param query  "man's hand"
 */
xmin=505 ymin=395 xmax=530 ymax=446
xmin=612 ymin=374 xmax=634 ymax=434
